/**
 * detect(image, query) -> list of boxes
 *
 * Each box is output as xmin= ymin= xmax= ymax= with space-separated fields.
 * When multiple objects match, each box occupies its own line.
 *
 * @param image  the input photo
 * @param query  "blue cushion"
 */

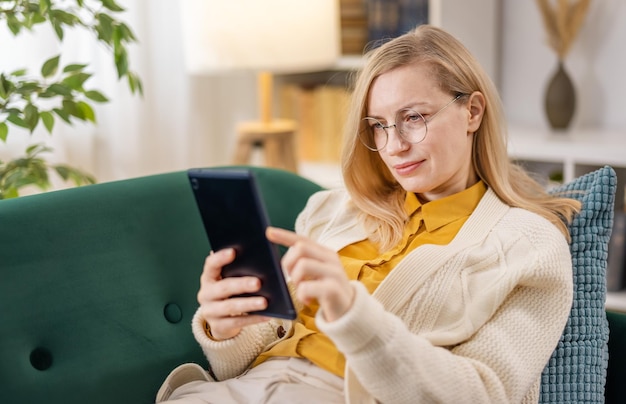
xmin=539 ymin=166 xmax=615 ymax=403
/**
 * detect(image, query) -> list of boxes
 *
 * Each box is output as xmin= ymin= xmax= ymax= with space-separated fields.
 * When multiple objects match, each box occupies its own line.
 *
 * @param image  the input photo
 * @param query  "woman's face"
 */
xmin=366 ymin=62 xmax=483 ymax=201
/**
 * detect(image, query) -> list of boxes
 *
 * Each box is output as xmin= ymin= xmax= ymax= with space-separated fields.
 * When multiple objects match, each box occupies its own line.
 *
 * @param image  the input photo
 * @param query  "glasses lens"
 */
xmin=359 ymin=110 xmax=428 ymax=152
xmin=359 ymin=117 xmax=386 ymax=151
xmin=397 ymin=109 xmax=427 ymax=144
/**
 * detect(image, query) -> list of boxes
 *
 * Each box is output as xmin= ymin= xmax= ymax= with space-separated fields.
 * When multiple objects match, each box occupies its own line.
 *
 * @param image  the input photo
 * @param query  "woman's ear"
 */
xmin=467 ymin=91 xmax=486 ymax=133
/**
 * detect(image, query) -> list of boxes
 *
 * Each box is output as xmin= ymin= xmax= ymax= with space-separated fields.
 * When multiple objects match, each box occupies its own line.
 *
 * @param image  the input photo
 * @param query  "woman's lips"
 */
xmin=394 ymin=160 xmax=424 ymax=176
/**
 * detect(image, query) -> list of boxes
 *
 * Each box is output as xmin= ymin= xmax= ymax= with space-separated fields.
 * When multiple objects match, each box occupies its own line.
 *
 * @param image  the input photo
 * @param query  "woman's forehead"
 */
xmin=367 ymin=64 xmax=443 ymax=116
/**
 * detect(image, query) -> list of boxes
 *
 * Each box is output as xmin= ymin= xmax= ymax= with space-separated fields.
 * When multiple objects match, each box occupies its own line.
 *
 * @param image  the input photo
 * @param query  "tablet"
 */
xmin=187 ymin=168 xmax=297 ymax=320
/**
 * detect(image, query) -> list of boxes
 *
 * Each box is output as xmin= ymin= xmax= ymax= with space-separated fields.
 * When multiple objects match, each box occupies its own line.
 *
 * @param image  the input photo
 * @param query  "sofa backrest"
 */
xmin=0 ymin=166 xmax=322 ymax=404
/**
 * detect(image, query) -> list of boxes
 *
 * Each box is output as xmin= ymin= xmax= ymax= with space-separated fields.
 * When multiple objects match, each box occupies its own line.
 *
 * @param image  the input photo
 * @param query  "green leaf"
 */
xmin=54 ymin=165 xmax=70 ymax=180
xmin=76 ymin=101 xmax=95 ymax=122
xmin=51 ymin=20 xmax=64 ymax=40
xmin=114 ymin=47 xmax=129 ymax=78
xmin=62 ymin=63 xmax=87 ymax=73
xmin=15 ymin=81 xmax=41 ymax=96
xmin=50 ymin=9 xmax=80 ymax=26
xmin=96 ymin=13 xmax=115 ymax=43
xmin=53 ymin=108 xmax=72 ymax=124
xmin=0 ymin=187 xmax=19 ymax=200
xmin=47 ymin=83 xmax=73 ymax=96
xmin=7 ymin=114 xmax=27 ymax=128
xmin=39 ymin=0 xmax=51 ymax=14
xmin=117 ymin=22 xmax=137 ymax=42
xmin=132 ymin=73 xmax=143 ymax=95
xmin=24 ymin=104 xmax=40 ymax=132
xmin=41 ymin=55 xmax=61 ymax=78
xmin=0 ymin=75 xmax=7 ymax=99
xmin=26 ymin=143 xmax=52 ymax=156
xmin=62 ymin=99 xmax=85 ymax=120
xmin=62 ymin=72 xmax=91 ymax=90
xmin=0 ymin=122 xmax=8 ymax=142
xmin=53 ymin=164 xmax=96 ymax=186
xmin=41 ymin=111 xmax=55 ymax=133
xmin=100 ymin=0 xmax=126 ymax=12
xmin=7 ymin=15 xmax=21 ymax=35
xmin=10 ymin=69 xmax=28 ymax=77
xmin=127 ymin=71 xmax=138 ymax=94
xmin=84 ymin=90 xmax=109 ymax=102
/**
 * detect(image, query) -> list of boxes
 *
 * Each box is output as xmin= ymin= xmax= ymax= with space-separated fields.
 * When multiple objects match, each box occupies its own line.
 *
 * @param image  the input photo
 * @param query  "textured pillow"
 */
xmin=539 ymin=165 xmax=616 ymax=403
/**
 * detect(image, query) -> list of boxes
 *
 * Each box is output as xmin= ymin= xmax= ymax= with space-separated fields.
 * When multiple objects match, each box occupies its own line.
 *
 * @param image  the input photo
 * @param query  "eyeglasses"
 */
xmin=359 ymin=94 xmax=465 ymax=152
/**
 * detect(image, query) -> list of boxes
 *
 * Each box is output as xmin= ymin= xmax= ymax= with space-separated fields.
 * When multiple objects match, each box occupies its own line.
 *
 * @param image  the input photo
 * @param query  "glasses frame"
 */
xmin=359 ymin=93 xmax=465 ymax=152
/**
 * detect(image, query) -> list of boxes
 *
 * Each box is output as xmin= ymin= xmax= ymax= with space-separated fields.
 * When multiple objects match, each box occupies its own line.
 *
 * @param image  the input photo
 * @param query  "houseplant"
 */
xmin=0 ymin=0 xmax=142 ymax=199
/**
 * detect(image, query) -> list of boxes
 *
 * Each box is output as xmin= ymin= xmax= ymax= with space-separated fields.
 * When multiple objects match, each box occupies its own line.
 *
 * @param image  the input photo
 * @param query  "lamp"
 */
xmin=179 ymin=0 xmax=341 ymax=172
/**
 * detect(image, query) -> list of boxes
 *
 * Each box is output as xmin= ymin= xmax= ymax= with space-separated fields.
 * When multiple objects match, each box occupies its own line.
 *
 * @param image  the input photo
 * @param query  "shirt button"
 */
xmin=277 ymin=326 xmax=286 ymax=338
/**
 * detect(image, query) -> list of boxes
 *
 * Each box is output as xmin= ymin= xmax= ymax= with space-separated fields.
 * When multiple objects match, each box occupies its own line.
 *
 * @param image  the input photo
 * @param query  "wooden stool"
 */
xmin=233 ymin=119 xmax=298 ymax=173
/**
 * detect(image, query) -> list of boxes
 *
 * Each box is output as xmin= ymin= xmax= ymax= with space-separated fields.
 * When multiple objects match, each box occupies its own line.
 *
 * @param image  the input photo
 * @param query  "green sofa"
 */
xmin=0 ymin=166 xmax=624 ymax=403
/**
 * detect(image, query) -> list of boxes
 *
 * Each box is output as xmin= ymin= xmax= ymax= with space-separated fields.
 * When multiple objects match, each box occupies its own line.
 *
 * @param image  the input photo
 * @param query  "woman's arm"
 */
xmin=191 ymin=310 xmax=284 ymax=380
xmin=317 ymin=238 xmax=573 ymax=403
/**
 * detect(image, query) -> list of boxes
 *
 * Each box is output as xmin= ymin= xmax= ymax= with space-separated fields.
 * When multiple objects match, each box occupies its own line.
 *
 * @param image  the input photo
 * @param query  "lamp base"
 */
xmin=233 ymin=119 xmax=298 ymax=173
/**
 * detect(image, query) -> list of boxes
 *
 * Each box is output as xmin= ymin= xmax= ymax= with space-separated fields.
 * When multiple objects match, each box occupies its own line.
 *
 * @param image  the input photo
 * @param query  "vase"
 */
xmin=544 ymin=60 xmax=576 ymax=130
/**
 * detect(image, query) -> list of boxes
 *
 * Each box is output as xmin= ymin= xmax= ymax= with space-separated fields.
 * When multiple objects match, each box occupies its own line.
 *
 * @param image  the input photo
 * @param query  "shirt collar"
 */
xmin=404 ymin=181 xmax=487 ymax=232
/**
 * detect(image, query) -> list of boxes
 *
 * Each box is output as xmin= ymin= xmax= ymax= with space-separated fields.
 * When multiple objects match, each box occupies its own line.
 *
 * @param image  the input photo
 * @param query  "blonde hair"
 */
xmin=341 ymin=25 xmax=581 ymax=251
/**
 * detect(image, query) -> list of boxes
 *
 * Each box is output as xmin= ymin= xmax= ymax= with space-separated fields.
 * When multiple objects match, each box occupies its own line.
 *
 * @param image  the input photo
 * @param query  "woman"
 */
xmin=158 ymin=25 xmax=581 ymax=403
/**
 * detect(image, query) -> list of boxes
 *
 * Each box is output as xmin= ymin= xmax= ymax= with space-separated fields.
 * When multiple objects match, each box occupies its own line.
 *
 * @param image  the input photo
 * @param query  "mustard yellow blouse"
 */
xmin=253 ymin=181 xmax=487 ymax=377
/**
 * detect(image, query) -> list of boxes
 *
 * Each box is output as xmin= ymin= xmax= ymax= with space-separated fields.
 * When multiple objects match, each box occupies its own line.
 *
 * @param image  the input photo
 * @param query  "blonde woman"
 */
xmin=158 ymin=25 xmax=581 ymax=403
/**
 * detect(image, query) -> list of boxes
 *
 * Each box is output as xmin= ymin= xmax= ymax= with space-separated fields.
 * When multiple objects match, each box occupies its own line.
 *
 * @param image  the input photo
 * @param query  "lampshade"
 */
xmin=179 ymin=0 xmax=341 ymax=75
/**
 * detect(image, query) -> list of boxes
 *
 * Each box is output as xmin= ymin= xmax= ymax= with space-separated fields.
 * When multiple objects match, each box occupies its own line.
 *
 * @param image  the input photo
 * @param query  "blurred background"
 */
xmin=0 ymin=0 xmax=624 ymax=186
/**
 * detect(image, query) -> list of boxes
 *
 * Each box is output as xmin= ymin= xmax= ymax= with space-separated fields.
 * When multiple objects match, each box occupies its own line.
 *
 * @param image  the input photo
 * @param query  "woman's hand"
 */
xmin=266 ymin=226 xmax=355 ymax=322
xmin=197 ymin=248 xmax=271 ymax=341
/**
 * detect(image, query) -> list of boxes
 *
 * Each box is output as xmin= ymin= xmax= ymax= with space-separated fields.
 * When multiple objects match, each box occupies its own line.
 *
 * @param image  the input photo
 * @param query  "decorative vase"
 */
xmin=544 ymin=60 xmax=576 ymax=130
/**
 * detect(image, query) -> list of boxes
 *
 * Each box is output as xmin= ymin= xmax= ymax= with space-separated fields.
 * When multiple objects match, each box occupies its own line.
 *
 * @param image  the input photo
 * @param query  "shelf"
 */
xmin=508 ymin=126 xmax=626 ymax=179
xmin=508 ymin=126 xmax=626 ymax=211
xmin=333 ymin=55 xmax=364 ymax=71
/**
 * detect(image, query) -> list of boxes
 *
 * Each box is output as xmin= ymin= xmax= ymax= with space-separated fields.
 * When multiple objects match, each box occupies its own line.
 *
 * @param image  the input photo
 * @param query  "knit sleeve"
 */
xmin=190 ymin=308 xmax=284 ymax=381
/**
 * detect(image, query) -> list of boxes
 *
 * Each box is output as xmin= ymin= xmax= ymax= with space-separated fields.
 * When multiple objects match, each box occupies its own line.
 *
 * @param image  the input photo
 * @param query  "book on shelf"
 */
xmin=280 ymin=84 xmax=350 ymax=163
xmin=339 ymin=0 xmax=430 ymax=55
xmin=366 ymin=0 xmax=429 ymax=46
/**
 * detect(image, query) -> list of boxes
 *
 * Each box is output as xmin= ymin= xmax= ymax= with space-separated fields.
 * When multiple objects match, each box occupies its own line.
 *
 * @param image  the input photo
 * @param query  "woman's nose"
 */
xmin=384 ymin=126 xmax=409 ymax=154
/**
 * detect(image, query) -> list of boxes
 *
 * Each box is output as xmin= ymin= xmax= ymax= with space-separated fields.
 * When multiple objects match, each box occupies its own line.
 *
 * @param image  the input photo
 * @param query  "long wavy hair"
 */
xmin=341 ymin=25 xmax=581 ymax=251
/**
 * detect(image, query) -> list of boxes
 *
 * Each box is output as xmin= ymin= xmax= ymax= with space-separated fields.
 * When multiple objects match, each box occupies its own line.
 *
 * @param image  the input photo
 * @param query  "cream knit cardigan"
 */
xmin=189 ymin=188 xmax=573 ymax=404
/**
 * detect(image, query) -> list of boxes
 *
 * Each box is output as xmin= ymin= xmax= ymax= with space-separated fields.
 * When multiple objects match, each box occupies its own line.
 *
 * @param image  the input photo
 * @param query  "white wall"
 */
xmin=435 ymin=0 xmax=501 ymax=86
xmin=500 ymin=0 xmax=626 ymax=132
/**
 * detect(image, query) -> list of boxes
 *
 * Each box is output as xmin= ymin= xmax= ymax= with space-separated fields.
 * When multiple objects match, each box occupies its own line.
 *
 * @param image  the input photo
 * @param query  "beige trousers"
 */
xmin=156 ymin=357 xmax=345 ymax=404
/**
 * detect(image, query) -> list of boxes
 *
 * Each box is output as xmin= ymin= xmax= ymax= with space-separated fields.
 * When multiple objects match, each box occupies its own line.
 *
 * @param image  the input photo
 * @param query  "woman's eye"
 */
xmin=405 ymin=113 xmax=423 ymax=123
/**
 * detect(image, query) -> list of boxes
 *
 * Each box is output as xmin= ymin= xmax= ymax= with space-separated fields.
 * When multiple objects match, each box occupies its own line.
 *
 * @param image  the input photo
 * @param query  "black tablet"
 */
xmin=187 ymin=168 xmax=297 ymax=320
